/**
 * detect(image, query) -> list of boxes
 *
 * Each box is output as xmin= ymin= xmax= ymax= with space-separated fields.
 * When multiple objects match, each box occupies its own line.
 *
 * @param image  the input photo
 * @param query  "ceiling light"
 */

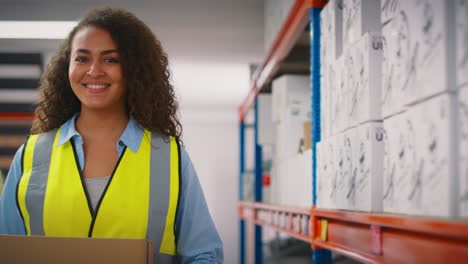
xmin=0 ymin=21 xmax=77 ymax=39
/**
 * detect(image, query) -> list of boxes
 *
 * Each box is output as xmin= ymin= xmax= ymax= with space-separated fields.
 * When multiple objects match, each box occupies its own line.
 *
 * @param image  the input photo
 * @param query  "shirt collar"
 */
xmin=57 ymin=113 xmax=144 ymax=153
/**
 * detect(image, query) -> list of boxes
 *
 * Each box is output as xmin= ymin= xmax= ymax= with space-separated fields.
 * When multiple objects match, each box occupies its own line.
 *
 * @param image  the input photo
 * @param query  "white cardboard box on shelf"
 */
xmin=413 ymin=93 xmax=458 ymax=218
xmin=342 ymin=0 xmax=381 ymax=47
xmin=258 ymin=94 xmax=275 ymax=145
xmin=330 ymin=56 xmax=348 ymax=135
xmin=339 ymin=128 xmax=355 ymax=210
xmin=271 ymin=75 xmax=310 ymax=123
xmin=320 ymin=0 xmax=343 ymax=62
xmin=459 ymin=87 xmax=468 ymax=218
xmin=317 ymin=137 xmax=338 ymax=209
xmin=383 ymin=111 xmax=420 ymax=215
xmin=274 ymin=150 xmax=312 ymax=207
xmin=457 ymin=0 xmax=468 ymax=90
xmin=317 ymin=140 xmax=328 ymax=209
xmin=381 ymin=0 xmax=456 ymax=117
xmin=381 ymin=19 xmax=409 ymax=118
xmin=272 ymin=75 xmax=311 ymax=160
xmin=320 ymin=63 xmax=331 ymax=139
xmin=350 ymin=122 xmax=384 ymax=212
xmin=346 ymin=32 xmax=383 ymax=128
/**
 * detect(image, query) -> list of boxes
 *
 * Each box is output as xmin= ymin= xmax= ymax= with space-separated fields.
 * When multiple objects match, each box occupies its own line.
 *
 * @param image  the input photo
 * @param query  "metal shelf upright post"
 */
xmin=254 ymin=98 xmax=263 ymax=264
xmin=239 ymin=120 xmax=246 ymax=264
xmin=309 ymin=2 xmax=332 ymax=263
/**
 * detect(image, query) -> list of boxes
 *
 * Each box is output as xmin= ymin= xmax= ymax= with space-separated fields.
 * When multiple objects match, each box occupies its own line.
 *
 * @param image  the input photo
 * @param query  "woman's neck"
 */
xmin=75 ymin=107 xmax=129 ymax=143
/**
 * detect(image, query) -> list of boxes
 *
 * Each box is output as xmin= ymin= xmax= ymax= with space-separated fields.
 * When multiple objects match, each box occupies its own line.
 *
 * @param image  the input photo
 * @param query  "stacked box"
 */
xmin=342 ymin=0 xmax=381 ymax=47
xmin=330 ymin=56 xmax=347 ymax=135
xmin=317 ymin=136 xmax=338 ymax=209
xmin=272 ymin=75 xmax=311 ymax=160
xmin=258 ymin=95 xmax=275 ymax=145
xmin=349 ymin=122 xmax=384 ymax=212
xmin=346 ymin=32 xmax=383 ymax=128
xmin=321 ymin=63 xmax=334 ymax=138
xmin=460 ymin=88 xmax=468 ymax=217
xmin=383 ymin=111 xmax=420 ymax=214
xmin=340 ymin=128 xmax=356 ymax=210
xmin=457 ymin=0 xmax=468 ymax=90
xmin=383 ymin=94 xmax=458 ymax=217
xmin=320 ymin=0 xmax=343 ymax=138
xmin=381 ymin=0 xmax=456 ymax=117
xmin=276 ymin=150 xmax=312 ymax=207
xmin=321 ymin=0 xmax=344 ymax=62
xmin=413 ymin=93 xmax=458 ymax=218
xmin=317 ymin=140 xmax=329 ymax=209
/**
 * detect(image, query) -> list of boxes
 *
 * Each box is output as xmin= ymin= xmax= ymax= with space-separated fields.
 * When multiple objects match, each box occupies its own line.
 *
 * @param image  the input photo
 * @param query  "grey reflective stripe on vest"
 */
xmin=148 ymin=133 xmax=177 ymax=263
xmin=26 ymin=130 xmax=56 ymax=235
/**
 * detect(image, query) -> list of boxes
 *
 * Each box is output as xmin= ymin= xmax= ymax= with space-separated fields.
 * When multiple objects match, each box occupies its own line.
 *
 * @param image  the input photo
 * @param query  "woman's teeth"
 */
xmin=86 ymin=84 xmax=108 ymax=89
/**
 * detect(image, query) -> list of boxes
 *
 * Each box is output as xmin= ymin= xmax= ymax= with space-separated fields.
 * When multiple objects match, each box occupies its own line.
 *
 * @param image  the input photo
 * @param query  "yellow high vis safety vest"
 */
xmin=16 ymin=128 xmax=180 ymax=263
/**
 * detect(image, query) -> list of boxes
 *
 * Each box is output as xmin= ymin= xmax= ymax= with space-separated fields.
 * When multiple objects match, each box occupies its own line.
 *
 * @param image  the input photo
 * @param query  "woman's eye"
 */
xmin=74 ymin=57 xmax=88 ymax=63
xmin=104 ymin=57 xmax=119 ymax=63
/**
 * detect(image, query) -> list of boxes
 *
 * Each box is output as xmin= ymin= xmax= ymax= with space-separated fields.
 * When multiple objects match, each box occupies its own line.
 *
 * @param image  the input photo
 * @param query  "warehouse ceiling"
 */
xmin=0 ymin=0 xmax=265 ymax=108
xmin=0 ymin=0 xmax=265 ymax=63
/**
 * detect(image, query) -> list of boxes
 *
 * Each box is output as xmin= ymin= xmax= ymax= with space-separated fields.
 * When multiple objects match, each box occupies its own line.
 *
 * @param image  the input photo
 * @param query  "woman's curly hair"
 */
xmin=31 ymin=7 xmax=182 ymax=141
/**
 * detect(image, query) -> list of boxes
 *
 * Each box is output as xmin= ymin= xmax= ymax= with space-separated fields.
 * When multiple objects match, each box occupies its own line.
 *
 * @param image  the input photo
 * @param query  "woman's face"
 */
xmin=69 ymin=26 xmax=125 ymax=113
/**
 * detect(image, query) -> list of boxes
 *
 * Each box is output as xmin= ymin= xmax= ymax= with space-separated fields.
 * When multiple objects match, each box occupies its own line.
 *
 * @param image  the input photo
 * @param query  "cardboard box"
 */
xmin=381 ymin=0 xmax=456 ymax=116
xmin=381 ymin=19 xmax=409 ymax=118
xmin=303 ymin=121 xmax=312 ymax=150
xmin=317 ymin=137 xmax=336 ymax=209
xmin=351 ymin=122 xmax=384 ymax=212
xmin=457 ymin=0 xmax=468 ymax=90
xmin=413 ymin=93 xmax=458 ymax=218
xmin=330 ymin=56 xmax=348 ymax=135
xmin=275 ymin=149 xmax=312 ymax=207
xmin=383 ymin=111 xmax=419 ymax=215
xmin=258 ymin=94 xmax=275 ymax=145
xmin=271 ymin=75 xmax=310 ymax=123
xmin=0 ymin=235 xmax=154 ymax=264
xmin=339 ymin=128 xmax=355 ymax=210
xmin=321 ymin=0 xmax=343 ymax=62
xmin=342 ymin=0 xmax=381 ymax=47
xmin=346 ymin=32 xmax=383 ymax=128
xmin=321 ymin=62 xmax=334 ymax=138
xmin=272 ymin=75 xmax=311 ymax=160
xmin=459 ymin=87 xmax=468 ymax=218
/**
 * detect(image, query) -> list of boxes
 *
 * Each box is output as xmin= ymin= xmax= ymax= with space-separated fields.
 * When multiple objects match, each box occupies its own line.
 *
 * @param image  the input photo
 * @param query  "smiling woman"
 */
xmin=69 ymin=27 xmax=125 ymax=114
xmin=0 ymin=7 xmax=223 ymax=264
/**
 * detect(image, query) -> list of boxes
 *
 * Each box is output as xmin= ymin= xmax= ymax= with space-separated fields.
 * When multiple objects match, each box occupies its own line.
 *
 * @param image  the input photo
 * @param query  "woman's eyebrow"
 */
xmin=74 ymin=49 xmax=118 ymax=55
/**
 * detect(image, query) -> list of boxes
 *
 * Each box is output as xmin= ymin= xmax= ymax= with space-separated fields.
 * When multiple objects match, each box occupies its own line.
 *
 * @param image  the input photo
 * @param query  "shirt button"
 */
xmin=119 ymin=141 xmax=124 ymax=146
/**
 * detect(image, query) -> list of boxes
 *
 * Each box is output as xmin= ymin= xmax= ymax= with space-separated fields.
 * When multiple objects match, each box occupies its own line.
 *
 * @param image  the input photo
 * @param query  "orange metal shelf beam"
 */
xmin=0 ymin=113 xmax=34 ymax=120
xmin=313 ymin=208 xmax=468 ymax=263
xmin=239 ymin=202 xmax=468 ymax=263
xmin=238 ymin=201 xmax=311 ymax=244
xmin=238 ymin=0 xmax=327 ymax=122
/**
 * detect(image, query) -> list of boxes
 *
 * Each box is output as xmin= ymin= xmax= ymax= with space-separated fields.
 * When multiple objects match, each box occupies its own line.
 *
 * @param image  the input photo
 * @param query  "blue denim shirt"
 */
xmin=0 ymin=114 xmax=223 ymax=263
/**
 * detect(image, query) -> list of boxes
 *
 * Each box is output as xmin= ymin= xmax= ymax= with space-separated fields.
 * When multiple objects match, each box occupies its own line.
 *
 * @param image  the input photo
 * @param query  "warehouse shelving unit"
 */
xmin=238 ymin=0 xmax=468 ymax=263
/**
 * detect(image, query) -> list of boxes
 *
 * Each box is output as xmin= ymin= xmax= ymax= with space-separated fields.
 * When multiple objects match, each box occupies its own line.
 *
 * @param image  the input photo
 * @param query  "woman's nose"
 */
xmin=86 ymin=62 xmax=104 ymax=77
